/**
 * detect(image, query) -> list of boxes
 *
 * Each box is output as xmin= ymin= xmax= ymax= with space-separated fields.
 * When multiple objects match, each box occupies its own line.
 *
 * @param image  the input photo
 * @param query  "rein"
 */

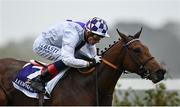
xmin=101 ymin=59 xmax=118 ymax=69
xmin=81 ymin=58 xmax=121 ymax=74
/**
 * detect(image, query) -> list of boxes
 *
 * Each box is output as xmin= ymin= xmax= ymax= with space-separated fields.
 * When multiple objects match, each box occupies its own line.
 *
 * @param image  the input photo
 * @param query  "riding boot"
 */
xmin=30 ymin=60 xmax=67 ymax=93
xmin=30 ymin=68 xmax=52 ymax=93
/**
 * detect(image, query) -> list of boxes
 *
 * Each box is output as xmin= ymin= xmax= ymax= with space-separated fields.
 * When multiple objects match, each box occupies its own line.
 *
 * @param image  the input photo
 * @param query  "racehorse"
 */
xmin=0 ymin=28 xmax=166 ymax=106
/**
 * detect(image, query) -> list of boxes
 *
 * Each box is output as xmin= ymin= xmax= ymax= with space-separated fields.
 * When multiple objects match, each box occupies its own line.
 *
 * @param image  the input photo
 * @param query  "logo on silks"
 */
xmin=13 ymin=63 xmax=43 ymax=93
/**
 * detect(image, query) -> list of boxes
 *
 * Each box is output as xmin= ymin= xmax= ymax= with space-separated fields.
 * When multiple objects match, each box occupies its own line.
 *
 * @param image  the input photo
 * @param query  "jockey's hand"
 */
xmin=88 ymin=56 xmax=102 ymax=67
xmin=94 ymin=55 xmax=102 ymax=63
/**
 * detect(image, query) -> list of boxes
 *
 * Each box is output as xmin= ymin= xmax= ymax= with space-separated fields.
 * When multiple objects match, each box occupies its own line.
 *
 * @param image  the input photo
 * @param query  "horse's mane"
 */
xmin=100 ymin=39 xmax=120 ymax=55
xmin=100 ymin=35 xmax=134 ymax=55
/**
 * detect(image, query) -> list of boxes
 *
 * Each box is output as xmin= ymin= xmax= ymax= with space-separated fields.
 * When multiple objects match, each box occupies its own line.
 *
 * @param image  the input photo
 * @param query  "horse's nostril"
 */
xmin=156 ymin=69 xmax=166 ymax=80
xmin=159 ymin=69 xmax=166 ymax=75
xmin=151 ymin=70 xmax=165 ymax=83
xmin=163 ymin=69 xmax=167 ymax=74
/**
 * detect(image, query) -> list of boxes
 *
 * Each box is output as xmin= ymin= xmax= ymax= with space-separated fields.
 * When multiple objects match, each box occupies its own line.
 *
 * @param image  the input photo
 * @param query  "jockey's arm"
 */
xmin=88 ymin=44 xmax=97 ymax=57
xmin=61 ymin=26 xmax=89 ymax=68
xmin=61 ymin=44 xmax=89 ymax=68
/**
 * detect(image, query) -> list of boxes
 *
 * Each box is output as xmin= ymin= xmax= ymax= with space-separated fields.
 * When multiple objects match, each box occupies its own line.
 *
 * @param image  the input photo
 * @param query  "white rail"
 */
xmin=115 ymin=79 xmax=180 ymax=90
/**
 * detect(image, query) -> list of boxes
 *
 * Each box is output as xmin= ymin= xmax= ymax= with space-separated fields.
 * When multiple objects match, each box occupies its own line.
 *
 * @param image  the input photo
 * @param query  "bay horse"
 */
xmin=0 ymin=28 xmax=166 ymax=106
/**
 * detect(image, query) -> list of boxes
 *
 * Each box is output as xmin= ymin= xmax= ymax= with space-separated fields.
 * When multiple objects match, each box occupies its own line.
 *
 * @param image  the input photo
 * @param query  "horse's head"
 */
xmin=117 ymin=28 xmax=166 ymax=83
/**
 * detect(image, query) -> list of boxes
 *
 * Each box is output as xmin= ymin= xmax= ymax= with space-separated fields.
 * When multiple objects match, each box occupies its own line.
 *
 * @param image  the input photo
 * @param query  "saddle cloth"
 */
xmin=12 ymin=60 xmax=69 ymax=99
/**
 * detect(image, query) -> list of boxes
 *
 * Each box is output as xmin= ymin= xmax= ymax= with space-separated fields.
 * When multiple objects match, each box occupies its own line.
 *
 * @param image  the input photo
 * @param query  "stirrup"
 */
xmin=30 ymin=77 xmax=46 ymax=93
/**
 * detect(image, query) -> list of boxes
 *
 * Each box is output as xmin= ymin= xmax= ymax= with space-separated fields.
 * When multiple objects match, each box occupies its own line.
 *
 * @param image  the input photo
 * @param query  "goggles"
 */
xmin=92 ymin=33 xmax=104 ymax=41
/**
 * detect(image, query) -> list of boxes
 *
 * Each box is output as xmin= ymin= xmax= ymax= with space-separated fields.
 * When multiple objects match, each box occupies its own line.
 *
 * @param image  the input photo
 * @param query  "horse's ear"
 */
xmin=134 ymin=27 xmax=143 ymax=38
xmin=116 ymin=29 xmax=129 ymax=42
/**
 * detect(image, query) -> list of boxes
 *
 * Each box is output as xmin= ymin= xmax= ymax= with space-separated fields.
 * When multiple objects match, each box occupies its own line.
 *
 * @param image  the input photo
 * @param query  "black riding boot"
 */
xmin=30 ymin=68 xmax=52 ymax=93
xmin=31 ymin=60 xmax=67 ymax=93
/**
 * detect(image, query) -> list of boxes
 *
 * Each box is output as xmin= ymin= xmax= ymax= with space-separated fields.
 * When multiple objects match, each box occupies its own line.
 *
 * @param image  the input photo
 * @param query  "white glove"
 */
xmin=88 ymin=55 xmax=102 ymax=67
xmin=94 ymin=55 xmax=102 ymax=63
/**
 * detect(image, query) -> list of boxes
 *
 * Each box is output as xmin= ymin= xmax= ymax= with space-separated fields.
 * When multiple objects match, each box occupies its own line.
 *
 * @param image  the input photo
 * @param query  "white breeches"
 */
xmin=33 ymin=37 xmax=62 ymax=61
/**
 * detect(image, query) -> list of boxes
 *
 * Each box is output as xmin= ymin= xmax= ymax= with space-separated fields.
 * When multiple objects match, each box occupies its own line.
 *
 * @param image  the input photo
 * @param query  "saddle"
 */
xmin=12 ymin=60 xmax=63 ymax=98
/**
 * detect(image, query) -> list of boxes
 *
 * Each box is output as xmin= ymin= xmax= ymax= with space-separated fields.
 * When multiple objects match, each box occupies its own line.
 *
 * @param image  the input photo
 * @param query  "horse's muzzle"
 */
xmin=151 ymin=69 xmax=166 ymax=83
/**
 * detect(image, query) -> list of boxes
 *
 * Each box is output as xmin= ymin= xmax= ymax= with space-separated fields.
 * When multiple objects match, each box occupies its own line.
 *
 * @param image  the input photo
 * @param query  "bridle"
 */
xmin=123 ymin=38 xmax=154 ymax=79
xmin=100 ymin=38 xmax=154 ymax=79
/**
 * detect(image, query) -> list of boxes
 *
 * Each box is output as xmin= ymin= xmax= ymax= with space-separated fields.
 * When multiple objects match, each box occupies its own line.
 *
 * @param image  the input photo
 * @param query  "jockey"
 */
xmin=31 ymin=17 xmax=110 ymax=93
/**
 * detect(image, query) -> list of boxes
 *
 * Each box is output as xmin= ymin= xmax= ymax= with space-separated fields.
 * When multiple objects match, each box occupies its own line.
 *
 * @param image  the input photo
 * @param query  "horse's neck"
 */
xmin=96 ymin=41 xmax=125 ymax=95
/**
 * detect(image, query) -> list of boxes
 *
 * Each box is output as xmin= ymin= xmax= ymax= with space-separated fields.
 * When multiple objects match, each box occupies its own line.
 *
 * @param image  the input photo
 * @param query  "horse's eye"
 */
xmin=133 ymin=48 xmax=141 ymax=53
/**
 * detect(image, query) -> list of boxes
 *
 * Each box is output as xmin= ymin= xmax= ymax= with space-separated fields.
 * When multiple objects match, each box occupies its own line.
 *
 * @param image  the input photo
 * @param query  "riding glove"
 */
xmin=88 ymin=56 xmax=102 ymax=67
xmin=94 ymin=55 xmax=102 ymax=63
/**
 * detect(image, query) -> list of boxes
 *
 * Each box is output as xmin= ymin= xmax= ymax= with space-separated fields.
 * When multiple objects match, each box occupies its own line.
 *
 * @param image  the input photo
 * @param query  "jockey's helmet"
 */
xmin=85 ymin=17 xmax=109 ymax=38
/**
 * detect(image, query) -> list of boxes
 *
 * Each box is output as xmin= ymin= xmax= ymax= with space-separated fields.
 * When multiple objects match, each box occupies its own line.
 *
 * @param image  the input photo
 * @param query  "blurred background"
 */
xmin=0 ymin=0 xmax=180 ymax=105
